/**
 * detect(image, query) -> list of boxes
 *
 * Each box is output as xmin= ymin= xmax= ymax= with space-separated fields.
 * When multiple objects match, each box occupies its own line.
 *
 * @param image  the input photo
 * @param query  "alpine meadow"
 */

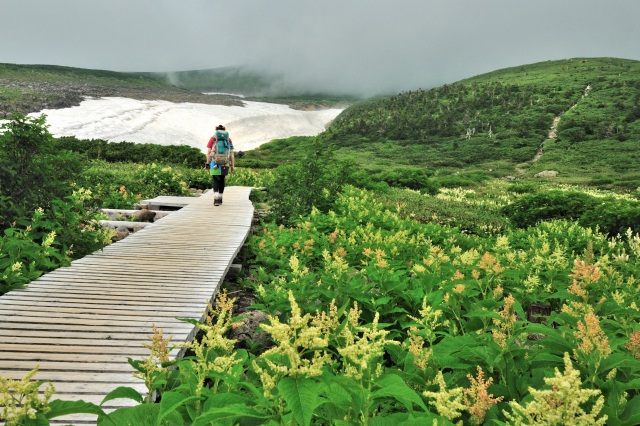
xmin=2 ymin=57 xmax=640 ymax=425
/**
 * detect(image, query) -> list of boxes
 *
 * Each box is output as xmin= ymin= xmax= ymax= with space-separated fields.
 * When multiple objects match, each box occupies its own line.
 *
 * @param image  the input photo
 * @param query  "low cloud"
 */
xmin=1 ymin=0 xmax=638 ymax=97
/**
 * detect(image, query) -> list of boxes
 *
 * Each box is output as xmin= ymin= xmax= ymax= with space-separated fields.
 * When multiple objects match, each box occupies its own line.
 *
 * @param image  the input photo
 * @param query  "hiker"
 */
xmin=205 ymin=124 xmax=235 ymax=206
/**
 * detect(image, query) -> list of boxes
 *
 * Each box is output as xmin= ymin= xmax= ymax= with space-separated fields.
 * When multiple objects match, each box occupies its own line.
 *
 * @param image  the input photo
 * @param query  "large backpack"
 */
xmin=213 ymin=130 xmax=231 ymax=166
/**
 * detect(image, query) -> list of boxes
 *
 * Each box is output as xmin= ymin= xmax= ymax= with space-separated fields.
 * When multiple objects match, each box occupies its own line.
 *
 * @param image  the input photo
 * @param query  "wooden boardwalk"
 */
xmin=0 ymin=187 xmax=254 ymax=425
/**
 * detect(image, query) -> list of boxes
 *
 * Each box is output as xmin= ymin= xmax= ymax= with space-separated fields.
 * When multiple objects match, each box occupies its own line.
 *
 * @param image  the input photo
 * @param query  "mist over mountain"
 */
xmin=2 ymin=1 xmax=639 ymax=98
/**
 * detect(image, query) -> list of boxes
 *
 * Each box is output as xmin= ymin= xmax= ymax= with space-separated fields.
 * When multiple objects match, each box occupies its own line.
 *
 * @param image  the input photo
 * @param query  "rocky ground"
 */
xmin=0 ymin=78 xmax=244 ymax=119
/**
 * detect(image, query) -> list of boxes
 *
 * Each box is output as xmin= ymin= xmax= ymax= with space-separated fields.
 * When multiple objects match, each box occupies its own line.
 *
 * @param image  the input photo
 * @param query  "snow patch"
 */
xmin=29 ymin=97 xmax=343 ymax=152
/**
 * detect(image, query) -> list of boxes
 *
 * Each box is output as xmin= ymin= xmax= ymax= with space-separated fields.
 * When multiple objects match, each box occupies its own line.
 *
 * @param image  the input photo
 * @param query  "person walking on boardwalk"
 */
xmin=205 ymin=124 xmax=235 ymax=206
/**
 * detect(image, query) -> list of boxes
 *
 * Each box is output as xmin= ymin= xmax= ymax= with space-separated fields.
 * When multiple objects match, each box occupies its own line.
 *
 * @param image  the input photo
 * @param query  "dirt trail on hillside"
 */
xmin=526 ymin=84 xmax=592 ymax=167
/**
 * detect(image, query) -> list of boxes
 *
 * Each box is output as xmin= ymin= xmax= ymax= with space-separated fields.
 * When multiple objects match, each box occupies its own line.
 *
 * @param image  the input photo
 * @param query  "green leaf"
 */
xmin=464 ymin=310 xmax=500 ymax=320
xmin=277 ymin=376 xmax=323 ymax=426
xmin=192 ymin=404 xmax=268 ymax=426
xmin=202 ymin=392 xmax=249 ymax=411
xmin=18 ymin=412 xmax=50 ymax=426
xmin=99 ymin=403 xmax=184 ymax=426
xmin=599 ymin=353 xmax=640 ymax=373
xmin=371 ymin=374 xmax=428 ymax=412
xmin=101 ymin=386 xmax=145 ymax=405
xmin=368 ymin=411 xmax=450 ymax=426
xmin=323 ymin=381 xmax=353 ymax=411
xmin=158 ymin=391 xmax=200 ymax=424
xmin=46 ymin=399 xmax=106 ymax=419
xmin=621 ymin=394 xmax=640 ymax=424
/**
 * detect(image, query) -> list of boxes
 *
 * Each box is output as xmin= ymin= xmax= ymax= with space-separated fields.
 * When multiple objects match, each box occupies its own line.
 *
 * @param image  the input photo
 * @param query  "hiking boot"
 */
xmin=219 ymin=197 xmax=223 ymax=204
xmin=214 ymin=199 xmax=221 ymax=206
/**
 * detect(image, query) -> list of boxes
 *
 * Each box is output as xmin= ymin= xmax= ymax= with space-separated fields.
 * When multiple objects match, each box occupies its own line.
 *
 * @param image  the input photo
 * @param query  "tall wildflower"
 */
xmin=463 ymin=367 xmax=503 ymax=425
xmin=337 ymin=303 xmax=399 ymax=382
xmin=404 ymin=298 xmax=443 ymax=370
xmin=625 ymin=331 xmax=640 ymax=359
xmin=492 ymin=294 xmax=517 ymax=348
xmin=405 ymin=327 xmax=433 ymax=370
xmin=0 ymin=367 xmax=55 ymax=426
xmin=322 ymin=249 xmax=349 ymax=279
xmin=134 ymin=324 xmax=172 ymax=401
xmin=423 ymin=246 xmax=451 ymax=272
xmin=254 ymin=291 xmax=331 ymax=398
xmin=178 ymin=291 xmax=242 ymax=396
xmin=423 ymin=371 xmax=465 ymax=423
xmin=471 ymin=252 xmax=504 ymax=296
xmin=504 ymin=353 xmax=607 ymax=425
xmin=568 ymin=243 xmax=601 ymax=302
xmin=289 ymin=254 xmax=309 ymax=280
xmin=574 ymin=311 xmax=611 ymax=360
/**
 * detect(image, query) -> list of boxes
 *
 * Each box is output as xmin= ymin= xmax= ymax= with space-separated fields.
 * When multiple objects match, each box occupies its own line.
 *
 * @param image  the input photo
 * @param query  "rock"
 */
xmin=135 ymin=209 xmax=156 ymax=222
xmin=534 ymin=170 xmax=559 ymax=178
xmin=504 ymin=176 xmax=516 ymax=181
xmin=115 ymin=225 xmax=129 ymax=233
xmin=228 ymin=310 xmax=272 ymax=350
xmin=113 ymin=230 xmax=129 ymax=242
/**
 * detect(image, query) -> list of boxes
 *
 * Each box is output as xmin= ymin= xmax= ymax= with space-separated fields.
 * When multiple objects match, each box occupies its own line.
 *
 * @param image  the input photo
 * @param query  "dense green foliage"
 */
xmin=265 ymin=140 xmax=355 ymax=225
xmin=54 ymin=136 xmax=206 ymax=168
xmin=502 ymin=189 xmax=640 ymax=237
xmin=0 ymin=115 xmax=113 ymax=295
xmin=0 ymin=115 xmax=83 ymax=227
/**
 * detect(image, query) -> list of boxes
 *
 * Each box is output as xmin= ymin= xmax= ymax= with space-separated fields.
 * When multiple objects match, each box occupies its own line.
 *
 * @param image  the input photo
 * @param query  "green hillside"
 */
xmin=143 ymin=66 xmax=272 ymax=94
xmin=0 ymin=63 xmax=242 ymax=117
xmin=318 ymin=58 xmax=640 ymax=188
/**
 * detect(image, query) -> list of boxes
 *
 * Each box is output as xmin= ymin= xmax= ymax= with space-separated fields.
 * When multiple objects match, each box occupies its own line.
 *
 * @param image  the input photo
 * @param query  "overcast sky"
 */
xmin=1 ymin=0 xmax=639 ymax=96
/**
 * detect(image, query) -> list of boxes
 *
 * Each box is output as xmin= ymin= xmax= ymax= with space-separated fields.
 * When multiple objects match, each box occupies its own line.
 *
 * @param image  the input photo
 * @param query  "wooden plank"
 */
xmin=0 ymin=298 xmax=211 ymax=313
xmin=0 ymin=313 xmax=196 ymax=328
xmin=0 ymin=294 xmax=211 ymax=309
xmin=0 ymin=303 xmax=204 ymax=318
xmin=0 ymin=327 xmax=190 ymax=340
xmin=0 ymin=370 xmax=143 ymax=383
xmin=5 ymin=289 xmax=213 ymax=302
xmin=0 ymin=344 xmax=165 ymax=356
xmin=0 ymin=361 xmax=142 ymax=373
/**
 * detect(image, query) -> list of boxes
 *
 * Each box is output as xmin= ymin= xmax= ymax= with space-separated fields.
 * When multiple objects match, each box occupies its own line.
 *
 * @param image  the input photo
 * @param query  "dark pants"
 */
xmin=212 ymin=175 xmax=226 ymax=193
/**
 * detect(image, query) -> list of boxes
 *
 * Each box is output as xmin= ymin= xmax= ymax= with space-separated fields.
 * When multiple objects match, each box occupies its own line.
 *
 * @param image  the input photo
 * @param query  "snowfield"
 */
xmin=33 ymin=97 xmax=344 ymax=152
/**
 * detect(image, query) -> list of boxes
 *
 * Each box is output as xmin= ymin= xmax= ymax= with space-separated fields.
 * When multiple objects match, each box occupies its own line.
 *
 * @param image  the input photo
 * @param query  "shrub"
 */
xmin=0 ymin=114 xmax=84 ymax=228
xmin=53 ymin=137 xmax=206 ymax=168
xmin=267 ymin=139 xmax=351 ymax=225
xmin=501 ymin=190 xmax=598 ymax=228
xmin=579 ymin=198 xmax=640 ymax=236
xmin=379 ymin=167 xmax=439 ymax=194
xmin=1 ymin=189 xmax=113 ymax=295
xmin=434 ymin=172 xmax=491 ymax=188
xmin=132 ymin=163 xmax=190 ymax=196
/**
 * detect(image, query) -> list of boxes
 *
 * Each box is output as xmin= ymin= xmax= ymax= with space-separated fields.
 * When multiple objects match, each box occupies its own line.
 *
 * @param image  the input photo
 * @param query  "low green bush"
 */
xmin=501 ymin=190 xmax=598 ymax=228
xmin=1 ymin=189 xmax=113 ymax=295
xmin=267 ymin=140 xmax=352 ymax=225
xmin=379 ymin=167 xmax=439 ymax=194
xmin=579 ymin=198 xmax=640 ymax=236
xmin=0 ymin=114 xmax=84 ymax=228
xmin=54 ymin=137 xmax=206 ymax=168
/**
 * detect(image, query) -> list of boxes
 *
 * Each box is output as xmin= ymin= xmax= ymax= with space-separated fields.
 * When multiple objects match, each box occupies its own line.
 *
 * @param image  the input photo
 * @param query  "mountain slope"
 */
xmin=321 ymin=57 xmax=640 ymax=187
xmin=0 ymin=63 xmax=242 ymax=118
